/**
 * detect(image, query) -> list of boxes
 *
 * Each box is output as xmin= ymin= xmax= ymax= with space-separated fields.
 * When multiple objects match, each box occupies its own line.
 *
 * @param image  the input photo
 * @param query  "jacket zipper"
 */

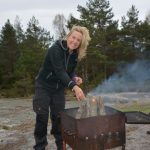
xmin=56 ymin=82 xmax=59 ymax=89
xmin=65 ymin=53 xmax=71 ymax=70
xmin=46 ymin=72 xmax=52 ymax=79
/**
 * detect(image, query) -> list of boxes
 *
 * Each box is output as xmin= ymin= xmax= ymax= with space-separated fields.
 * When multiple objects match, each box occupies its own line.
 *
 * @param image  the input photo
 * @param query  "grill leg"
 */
xmin=63 ymin=140 xmax=67 ymax=150
xmin=122 ymin=144 xmax=125 ymax=150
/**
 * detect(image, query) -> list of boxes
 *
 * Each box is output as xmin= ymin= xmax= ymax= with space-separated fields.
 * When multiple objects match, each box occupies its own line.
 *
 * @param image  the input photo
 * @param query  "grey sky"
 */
xmin=0 ymin=0 xmax=150 ymax=35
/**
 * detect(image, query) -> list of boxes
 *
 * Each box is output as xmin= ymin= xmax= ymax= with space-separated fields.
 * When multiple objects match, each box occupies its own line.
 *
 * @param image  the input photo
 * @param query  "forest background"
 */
xmin=0 ymin=0 xmax=150 ymax=97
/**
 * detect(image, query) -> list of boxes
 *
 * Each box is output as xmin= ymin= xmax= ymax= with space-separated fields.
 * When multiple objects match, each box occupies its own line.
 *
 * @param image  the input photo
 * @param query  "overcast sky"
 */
xmin=0 ymin=0 xmax=150 ymax=35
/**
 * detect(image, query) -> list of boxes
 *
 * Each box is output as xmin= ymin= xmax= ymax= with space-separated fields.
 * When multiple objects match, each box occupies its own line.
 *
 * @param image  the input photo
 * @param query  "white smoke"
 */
xmin=91 ymin=60 xmax=150 ymax=94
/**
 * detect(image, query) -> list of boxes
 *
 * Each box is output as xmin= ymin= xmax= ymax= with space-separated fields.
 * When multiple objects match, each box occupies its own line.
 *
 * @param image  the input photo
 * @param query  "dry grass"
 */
xmin=115 ymin=101 xmax=150 ymax=114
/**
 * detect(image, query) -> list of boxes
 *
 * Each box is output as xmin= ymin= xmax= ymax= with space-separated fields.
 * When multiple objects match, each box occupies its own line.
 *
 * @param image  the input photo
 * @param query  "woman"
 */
xmin=33 ymin=25 xmax=91 ymax=150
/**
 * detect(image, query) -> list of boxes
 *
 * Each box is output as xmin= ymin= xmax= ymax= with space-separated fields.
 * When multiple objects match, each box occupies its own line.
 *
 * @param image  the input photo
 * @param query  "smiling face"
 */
xmin=67 ymin=31 xmax=83 ymax=51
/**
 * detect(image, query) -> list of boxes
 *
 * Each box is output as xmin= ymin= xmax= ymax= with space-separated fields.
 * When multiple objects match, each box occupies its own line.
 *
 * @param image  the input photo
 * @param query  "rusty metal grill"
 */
xmin=61 ymin=106 xmax=126 ymax=150
xmin=125 ymin=111 xmax=150 ymax=124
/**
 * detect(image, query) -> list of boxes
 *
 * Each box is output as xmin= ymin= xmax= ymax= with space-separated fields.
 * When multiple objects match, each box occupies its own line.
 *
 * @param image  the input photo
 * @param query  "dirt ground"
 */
xmin=0 ymin=92 xmax=150 ymax=150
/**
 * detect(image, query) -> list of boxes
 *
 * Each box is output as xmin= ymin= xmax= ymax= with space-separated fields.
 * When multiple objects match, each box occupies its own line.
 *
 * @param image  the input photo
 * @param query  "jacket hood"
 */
xmin=60 ymin=40 xmax=68 ymax=51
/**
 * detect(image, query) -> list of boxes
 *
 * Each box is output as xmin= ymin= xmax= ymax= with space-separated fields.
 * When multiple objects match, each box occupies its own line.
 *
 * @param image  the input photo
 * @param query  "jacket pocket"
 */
xmin=32 ymin=88 xmax=50 ymax=114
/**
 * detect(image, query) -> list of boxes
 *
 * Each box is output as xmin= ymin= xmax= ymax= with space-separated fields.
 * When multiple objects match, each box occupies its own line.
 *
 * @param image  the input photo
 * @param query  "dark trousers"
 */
xmin=33 ymin=83 xmax=65 ymax=150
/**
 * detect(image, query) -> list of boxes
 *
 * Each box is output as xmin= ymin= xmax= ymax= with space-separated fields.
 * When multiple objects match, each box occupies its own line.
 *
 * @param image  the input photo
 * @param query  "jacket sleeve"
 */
xmin=49 ymin=45 xmax=76 ymax=89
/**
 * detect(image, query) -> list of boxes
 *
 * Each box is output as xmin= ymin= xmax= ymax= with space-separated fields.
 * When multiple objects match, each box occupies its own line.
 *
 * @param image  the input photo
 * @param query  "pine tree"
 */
xmin=121 ymin=5 xmax=140 ymax=30
xmin=13 ymin=16 xmax=53 ymax=96
xmin=120 ymin=5 xmax=142 ymax=61
xmin=0 ymin=20 xmax=18 ymax=88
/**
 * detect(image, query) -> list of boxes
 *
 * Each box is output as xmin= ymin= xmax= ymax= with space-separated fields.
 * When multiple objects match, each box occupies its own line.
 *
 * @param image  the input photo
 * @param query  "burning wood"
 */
xmin=75 ymin=95 xmax=106 ymax=119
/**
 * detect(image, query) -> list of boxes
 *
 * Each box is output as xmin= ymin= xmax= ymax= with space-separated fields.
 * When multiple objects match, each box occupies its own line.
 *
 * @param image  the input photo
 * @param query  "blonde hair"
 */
xmin=65 ymin=25 xmax=91 ymax=60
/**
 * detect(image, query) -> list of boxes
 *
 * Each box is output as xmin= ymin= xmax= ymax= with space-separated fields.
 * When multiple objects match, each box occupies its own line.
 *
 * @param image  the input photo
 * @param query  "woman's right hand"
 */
xmin=72 ymin=85 xmax=85 ymax=101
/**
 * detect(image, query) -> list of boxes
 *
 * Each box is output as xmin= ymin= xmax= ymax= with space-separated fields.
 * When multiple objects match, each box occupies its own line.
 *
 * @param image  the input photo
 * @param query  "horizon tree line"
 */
xmin=0 ymin=0 xmax=150 ymax=97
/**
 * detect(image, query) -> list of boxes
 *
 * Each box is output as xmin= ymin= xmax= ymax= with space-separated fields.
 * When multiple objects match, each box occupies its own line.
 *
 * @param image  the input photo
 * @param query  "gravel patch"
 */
xmin=0 ymin=93 xmax=150 ymax=150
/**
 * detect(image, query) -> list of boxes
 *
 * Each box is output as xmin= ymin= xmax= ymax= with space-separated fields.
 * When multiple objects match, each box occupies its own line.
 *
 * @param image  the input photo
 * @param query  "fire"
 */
xmin=92 ymin=98 xmax=96 ymax=103
xmin=75 ymin=95 xmax=106 ymax=118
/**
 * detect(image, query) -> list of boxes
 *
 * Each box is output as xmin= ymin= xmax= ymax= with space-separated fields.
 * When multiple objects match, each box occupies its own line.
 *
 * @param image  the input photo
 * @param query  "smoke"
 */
xmin=91 ymin=60 xmax=150 ymax=94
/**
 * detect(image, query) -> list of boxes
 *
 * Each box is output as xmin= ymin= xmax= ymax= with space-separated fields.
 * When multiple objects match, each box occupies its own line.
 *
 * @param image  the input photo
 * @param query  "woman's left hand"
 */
xmin=72 ymin=85 xmax=85 ymax=101
xmin=73 ymin=76 xmax=83 ymax=85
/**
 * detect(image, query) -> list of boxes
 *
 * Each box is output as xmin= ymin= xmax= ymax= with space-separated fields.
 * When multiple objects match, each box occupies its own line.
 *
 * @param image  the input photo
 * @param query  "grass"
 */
xmin=115 ymin=101 xmax=150 ymax=114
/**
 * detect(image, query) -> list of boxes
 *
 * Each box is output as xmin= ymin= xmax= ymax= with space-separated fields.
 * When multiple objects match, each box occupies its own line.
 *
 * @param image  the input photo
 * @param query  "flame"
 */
xmin=92 ymin=98 xmax=96 ymax=103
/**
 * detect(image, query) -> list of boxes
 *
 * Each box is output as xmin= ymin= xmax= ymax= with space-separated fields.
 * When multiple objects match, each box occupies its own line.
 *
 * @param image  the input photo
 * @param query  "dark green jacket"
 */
xmin=36 ymin=40 xmax=78 ymax=90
